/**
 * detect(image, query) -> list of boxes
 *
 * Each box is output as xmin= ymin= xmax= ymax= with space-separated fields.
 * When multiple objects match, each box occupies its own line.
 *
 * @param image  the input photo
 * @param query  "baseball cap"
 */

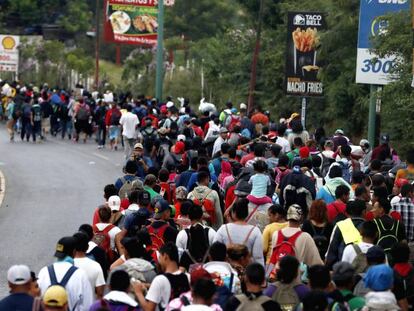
xmin=366 ymin=245 xmax=386 ymax=263
xmin=177 ymin=134 xmax=186 ymax=142
xmin=286 ymin=204 xmax=303 ymax=221
xmin=108 ymin=195 xmax=121 ymax=211
xmin=290 ymin=112 xmax=300 ymax=120
xmin=134 ymin=143 xmax=144 ymax=150
xmin=364 ymin=264 xmax=394 ymax=291
xmin=43 ymin=285 xmax=68 ymax=308
xmin=160 ymin=105 xmax=168 ymax=114
xmin=359 ymin=139 xmax=370 ymax=147
xmin=335 ymin=129 xmax=344 ymax=135
xmin=380 ymin=133 xmax=390 ymax=144
xmin=175 ymin=186 xmax=188 ymax=200
xmin=332 ymin=262 xmax=355 ymax=282
xmin=166 ymin=101 xmax=175 ymax=108
xmin=220 ymin=127 xmax=229 ymax=134
xmin=54 ymin=236 xmax=77 ymax=259
xmin=154 ymin=199 xmax=170 ymax=218
xmin=138 ymin=190 xmax=151 ymax=206
xmin=7 ymin=265 xmax=31 ymax=285
xmin=240 ymin=103 xmax=247 ymax=110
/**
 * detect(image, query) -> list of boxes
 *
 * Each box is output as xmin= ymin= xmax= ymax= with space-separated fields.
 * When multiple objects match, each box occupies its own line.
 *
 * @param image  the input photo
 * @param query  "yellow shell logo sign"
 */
xmin=2 ymin=36 xmax=16 ymax=50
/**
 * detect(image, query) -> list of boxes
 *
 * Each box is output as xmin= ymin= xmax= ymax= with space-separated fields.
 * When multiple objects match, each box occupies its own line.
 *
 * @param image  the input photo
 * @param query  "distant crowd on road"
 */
xmin=3 ymin=79 xmax=414 ymax=311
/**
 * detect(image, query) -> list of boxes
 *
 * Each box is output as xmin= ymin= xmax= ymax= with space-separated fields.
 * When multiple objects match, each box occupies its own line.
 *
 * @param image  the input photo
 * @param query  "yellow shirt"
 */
xmin=262 ymin=222 xmax=288 ymax=263
xmin=396 ymin=167 xmax=414 ymax=181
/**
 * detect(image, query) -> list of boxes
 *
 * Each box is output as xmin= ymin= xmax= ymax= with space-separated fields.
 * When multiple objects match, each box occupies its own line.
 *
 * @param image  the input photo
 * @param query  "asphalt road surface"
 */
xmin=0 ymin=126 xmax=125 ymax=297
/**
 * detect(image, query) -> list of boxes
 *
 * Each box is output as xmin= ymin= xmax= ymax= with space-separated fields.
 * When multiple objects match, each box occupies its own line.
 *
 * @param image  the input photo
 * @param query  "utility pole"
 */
xmin=247 ymin=0 xmax=264 ymax=114
xmin=155 ymin=0 xmax=165 ymax=102
xmin=94 ymin=0 xmax=100 ymax=90
xmin=368 ymin=85 xmax=377 ymax=147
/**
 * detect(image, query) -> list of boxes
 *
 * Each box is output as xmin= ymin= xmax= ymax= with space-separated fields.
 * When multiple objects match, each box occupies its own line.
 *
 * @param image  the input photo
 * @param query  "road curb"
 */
xmin=0 ymin=168 xmax=5 ymax=208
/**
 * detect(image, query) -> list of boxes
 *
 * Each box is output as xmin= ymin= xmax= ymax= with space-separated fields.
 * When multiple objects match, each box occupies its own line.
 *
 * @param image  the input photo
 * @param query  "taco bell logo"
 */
xmin=293 ymin=15 xmax=305 ymax=26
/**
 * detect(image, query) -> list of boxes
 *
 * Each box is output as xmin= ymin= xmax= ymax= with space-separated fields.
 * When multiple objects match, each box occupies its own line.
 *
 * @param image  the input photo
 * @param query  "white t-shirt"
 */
xmin=74 ymin=257 xmax=106 ymax=292
xmin=120 ymin=112 xmax=139 ymax=139
xmin=146 ymin=270 xmax=190 ymax=311
xmin=275 ymin=137 xmax=291 ymax=154
xmin=95 ymin=223 xmax=121 ymax=250
xmin=38 ymin=262 xmax=93 ymax=311
xmin=341 ymin=242 xmax=374 ymax=264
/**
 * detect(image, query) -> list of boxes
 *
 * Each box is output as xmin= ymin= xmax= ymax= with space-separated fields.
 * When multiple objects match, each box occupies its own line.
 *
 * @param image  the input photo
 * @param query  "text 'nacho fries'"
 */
xmin=292 ymin=27 xmax=320 ymax=52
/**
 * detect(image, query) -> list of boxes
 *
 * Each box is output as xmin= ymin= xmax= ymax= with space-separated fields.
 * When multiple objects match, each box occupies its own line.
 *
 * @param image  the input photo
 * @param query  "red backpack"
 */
xmin=193 ymin=190 xmax=216 ymax=226
xmin=147 ymin=222 xmax=170 ymax=253
xmin=160 ymin=182 xmax=176 ymax=204
xmin=92 ymin=224 xmax=117 ymax=263
xmin=268 ymin=230 xmax=302 ymax=279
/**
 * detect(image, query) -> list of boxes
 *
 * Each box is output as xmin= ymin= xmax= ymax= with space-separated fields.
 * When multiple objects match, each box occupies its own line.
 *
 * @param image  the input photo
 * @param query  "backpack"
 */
xmin=310 ymin=223 xmax=329 ymax=260
xmin=110 ymin=109 xmax=121 ymax=125
xmin=118 ymin=176 xmax=142 ymax=199
xmin=373 ymin=218 xmax=399 ymax=261
xmin=92 ymin=224 xmax=117 ymax=263
xmin=99 ymin=299 xmax=138 ymax=311
xmin=394 ymin=268 xmax=414 ymax=302
xmin=275 ymin=167 xmax=291 ymax=186
xmin=337 ymin=161 xmax=351 ymax=184
xmin=147 ymin=222 xmax=170 ymax=252
xmin=164 ymin=273 xmax=191 ymax=300
xmin=118 ymin=257 xmax=156 ymax=283
xmin=168 ymin=118 xmax=179 ymax=139
xmin=268 ymin=231 xmax=302 ymax=279
xmin=227 ymin=115 xmax=241 ymax=131
xmin=321 ymin=154 xmax=335 ymax=177
xmin=58 ymin=104 xmax=69 ymax=120
xmin=351 ymin=244 xmax=368 ymax=274
xmin=182 ymin=226 xmax=210 ymax=273
xmin=271 ymin=281 xmax=301 ymax=311
xmin=142 ymin=127 xmax=157 ymax=152
xmin=283 ymin=177 xmax=312 ymax=213
xmin=193 ymin=190 xmax=216 ymax=226
xmin=225 ymin=224 xmax=255 ymax=255
xmin=32 ymin=105 xmax=42 ymax=122
xmin=77 ymin=105 xmax=89 ymax=121
xmin=403 ymin=169 xmax=414 ymax=184
xmin=160 ymin=181 xmax=176 ymax=203
xmin=235 ymin=294 xmax=272 ymax=311
xmin=328 ymin=290 xmax=353 ymax=311
xmin=47 ymin=265 xmax=77 ymax=289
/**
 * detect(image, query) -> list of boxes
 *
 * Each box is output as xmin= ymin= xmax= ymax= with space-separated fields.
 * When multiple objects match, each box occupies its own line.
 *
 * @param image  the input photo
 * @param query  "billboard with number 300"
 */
xmin=356 ymin=0 xmax=410 ymax=85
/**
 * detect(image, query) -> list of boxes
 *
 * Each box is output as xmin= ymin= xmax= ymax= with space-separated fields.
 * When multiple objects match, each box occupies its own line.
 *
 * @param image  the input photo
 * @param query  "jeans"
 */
xmin=124 ymin=137 xmax=136 ymax=159
xmin=21 ymin=118 xmax=33 ymax=141
xmin=32 ymin=121 xmax=41 ymax=141
xmin=97 ymin=124 xmax=107 ymax=146
xmin=60 ymin=119 xmax=72 ymax=139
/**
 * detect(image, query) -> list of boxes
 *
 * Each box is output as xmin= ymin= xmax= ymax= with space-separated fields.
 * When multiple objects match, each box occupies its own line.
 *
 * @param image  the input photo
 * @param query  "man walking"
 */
xmin=120 ymin=105 xmax=139 ymax=159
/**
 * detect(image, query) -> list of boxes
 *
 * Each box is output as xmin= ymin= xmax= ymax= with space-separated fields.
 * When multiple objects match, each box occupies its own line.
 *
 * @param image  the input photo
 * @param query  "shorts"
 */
xmin=247 ymin=194 xmax=272 ymax=205
xmin=109 ymin=126 xmax=120 ymax=141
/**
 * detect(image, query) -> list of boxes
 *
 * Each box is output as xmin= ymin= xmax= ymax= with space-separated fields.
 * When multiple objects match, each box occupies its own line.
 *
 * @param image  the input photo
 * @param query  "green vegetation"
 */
xmin=0 ymin=0 xmax=412 ymax=152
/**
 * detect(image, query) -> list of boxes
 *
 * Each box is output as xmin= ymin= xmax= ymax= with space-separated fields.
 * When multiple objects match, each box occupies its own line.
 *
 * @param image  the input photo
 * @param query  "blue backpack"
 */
xmin=338 ymin=161 xmax=351 ymax=183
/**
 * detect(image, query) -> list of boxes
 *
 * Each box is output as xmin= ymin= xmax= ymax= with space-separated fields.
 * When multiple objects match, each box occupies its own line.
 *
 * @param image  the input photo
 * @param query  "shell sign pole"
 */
xmin=104 ymin=0 xmax=158 ymax=46
xmin=0 ymin=35 xmax=20 ymax=77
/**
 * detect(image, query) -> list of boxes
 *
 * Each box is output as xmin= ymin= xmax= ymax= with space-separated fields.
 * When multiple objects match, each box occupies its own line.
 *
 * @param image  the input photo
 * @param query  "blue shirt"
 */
xmin=115 ymin=175 xmax=137 ymax=191
xmin=249 ymin=174 xmax=271 ymax=198
xmin=0 ymin=293 xmax=34 ymax=311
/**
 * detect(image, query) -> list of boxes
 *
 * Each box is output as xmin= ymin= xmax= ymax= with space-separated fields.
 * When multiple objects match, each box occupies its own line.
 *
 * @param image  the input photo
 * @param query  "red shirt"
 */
xmin=240 ymin=152 xmax=255 ymax=167
xmin=327 ymin=200 xmax=347 ymax=223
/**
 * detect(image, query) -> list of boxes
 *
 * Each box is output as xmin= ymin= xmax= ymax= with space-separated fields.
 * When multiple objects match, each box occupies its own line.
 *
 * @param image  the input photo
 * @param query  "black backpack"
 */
xmin=373 ymin=218 xmax=399 ymax=262
xmin=310 ymin=223 xmax=329 ymax=260
xmin=164 ymin=273 xmax=190 ymax=300
xmin=283 ymin=174 xmax=312 ymax=215
xmin=141 ymin=127 xmax=157 ymax=152
xmin=168 ymin=118 xmax=179 ymax=139
xmin=394 ymin=269 xmax=414 ymax=304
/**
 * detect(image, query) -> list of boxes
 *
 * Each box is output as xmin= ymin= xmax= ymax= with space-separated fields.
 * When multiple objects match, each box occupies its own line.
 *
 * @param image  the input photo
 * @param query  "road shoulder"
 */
xmin=0 ymin=168 xmax=5 ymax=208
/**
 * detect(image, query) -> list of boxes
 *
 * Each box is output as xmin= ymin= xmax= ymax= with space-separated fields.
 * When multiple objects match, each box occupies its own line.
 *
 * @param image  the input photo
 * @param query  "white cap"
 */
xmin=7 ymin=265 xmax=31 ymax=285
xmin=177 ymin=134 xmax=186 ymax=142
xmin=166 ymin=101 xmax=175 ymax=108
xmin=240 ymin=103 xmax=247 ymax=110
xmin=108 ymin=195 xmax=121 ymax=211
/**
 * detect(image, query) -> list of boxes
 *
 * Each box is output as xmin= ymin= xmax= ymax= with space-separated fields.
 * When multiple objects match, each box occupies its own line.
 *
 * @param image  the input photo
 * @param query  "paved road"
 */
xmin=0 ymin=126 xmax=125 ymax=297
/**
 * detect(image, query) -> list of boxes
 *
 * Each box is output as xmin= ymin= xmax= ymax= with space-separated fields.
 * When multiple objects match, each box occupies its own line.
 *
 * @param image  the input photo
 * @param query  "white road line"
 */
xmin=92 ymin=152 xmax=110 ymax=161
xmin=0 ymin=169 xmax=5 ymax=208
